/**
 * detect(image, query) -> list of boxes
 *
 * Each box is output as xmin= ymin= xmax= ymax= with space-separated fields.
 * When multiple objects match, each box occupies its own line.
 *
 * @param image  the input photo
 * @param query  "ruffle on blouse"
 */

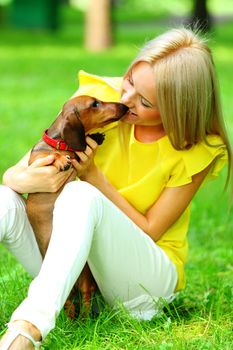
xmin=166 ymin=135 xmax=228 ymax=187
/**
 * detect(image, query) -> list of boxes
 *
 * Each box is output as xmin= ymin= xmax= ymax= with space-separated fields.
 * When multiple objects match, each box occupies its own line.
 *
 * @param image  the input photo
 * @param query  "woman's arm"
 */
xmin=73 ymin=137 xmax=211 ymax=242
xmin=2 ymin=151 xmax=75 ymax=194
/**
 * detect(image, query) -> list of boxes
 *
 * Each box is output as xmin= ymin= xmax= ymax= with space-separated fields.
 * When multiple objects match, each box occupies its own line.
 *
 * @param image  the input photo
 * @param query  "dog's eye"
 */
xmin=91 ymin=100 xmax=101 ymax=108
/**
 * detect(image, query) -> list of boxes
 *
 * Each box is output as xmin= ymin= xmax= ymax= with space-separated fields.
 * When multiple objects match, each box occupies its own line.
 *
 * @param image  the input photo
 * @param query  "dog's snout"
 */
xmin=117 ymin=104 xmax=129 ymax=117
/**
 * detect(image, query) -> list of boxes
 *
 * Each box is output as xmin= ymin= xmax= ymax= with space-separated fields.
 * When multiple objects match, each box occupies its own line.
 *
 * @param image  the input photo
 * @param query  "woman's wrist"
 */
xmin=2 ymin=166 xmax=26 ymax=194
xmin=80 ymin=164 xmax=101 ymax=185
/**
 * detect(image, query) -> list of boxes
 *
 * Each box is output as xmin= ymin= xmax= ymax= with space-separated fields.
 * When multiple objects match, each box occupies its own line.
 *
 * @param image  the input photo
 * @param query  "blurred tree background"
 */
xmin=0 ymin=0 xmax=233 ymax=50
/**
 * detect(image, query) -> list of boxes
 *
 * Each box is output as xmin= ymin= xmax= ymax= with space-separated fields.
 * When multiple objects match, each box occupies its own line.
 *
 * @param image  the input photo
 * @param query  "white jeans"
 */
xmin=6 ymin=181 xmax=177 ymax=339
xmin=0 ymin=185 xmax=42 ymax=277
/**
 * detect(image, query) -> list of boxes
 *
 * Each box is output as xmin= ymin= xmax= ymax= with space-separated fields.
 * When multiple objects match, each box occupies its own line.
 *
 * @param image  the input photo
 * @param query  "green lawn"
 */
xmin=0 ymin=5 xmax=233 ymax=350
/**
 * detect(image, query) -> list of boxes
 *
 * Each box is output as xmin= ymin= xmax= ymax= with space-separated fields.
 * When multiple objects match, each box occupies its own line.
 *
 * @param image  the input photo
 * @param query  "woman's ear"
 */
xmin=61 ymin=107 xmax=86 ymax=151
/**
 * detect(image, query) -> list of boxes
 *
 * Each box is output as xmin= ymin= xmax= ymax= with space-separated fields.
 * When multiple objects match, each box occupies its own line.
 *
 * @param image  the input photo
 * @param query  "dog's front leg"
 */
xmin=26 ymin=192 xmax=60 ymax=257
xmin=77 ymin=264 xmax=97 ymax=310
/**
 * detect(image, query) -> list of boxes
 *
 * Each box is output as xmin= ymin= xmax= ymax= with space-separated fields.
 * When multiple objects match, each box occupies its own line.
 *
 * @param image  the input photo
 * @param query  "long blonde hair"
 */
xmin=126 ymin=27 xmax=232 ymax=189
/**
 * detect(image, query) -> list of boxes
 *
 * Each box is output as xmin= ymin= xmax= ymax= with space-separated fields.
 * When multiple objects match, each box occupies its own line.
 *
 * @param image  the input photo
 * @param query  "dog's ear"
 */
xmin=61 ymin=108 xmax=86 ymax=151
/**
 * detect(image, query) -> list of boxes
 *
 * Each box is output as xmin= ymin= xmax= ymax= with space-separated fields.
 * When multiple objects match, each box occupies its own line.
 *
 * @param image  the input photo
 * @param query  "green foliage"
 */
xmin=0 ymin=3 xmax=233 ymax=349
xmin=112 ymin=0 xmax=193 ymax=22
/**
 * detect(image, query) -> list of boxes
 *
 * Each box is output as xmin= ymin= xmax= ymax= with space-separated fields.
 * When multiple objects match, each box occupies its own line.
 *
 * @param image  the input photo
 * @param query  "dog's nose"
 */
xmin=118 ymin=104 xmax=129 ymax=117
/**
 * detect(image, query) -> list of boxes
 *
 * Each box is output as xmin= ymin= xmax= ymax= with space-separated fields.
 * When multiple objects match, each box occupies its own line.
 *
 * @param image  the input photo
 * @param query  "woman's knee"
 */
xmin=0 ymin=185 xmax=27 ymax=242
xmin=0 ymin=185 xmax=25 ymax=212
xmin=55 ymin=180 xmax=102 ymax=209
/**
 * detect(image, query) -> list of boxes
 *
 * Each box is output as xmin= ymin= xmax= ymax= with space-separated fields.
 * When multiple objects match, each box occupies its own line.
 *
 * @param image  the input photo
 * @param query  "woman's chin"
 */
xmin=121 ymin=112 xmax=138 ymax=124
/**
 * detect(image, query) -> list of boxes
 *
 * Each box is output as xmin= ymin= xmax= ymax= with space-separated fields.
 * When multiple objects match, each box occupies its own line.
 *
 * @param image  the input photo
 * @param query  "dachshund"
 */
xmin=26 ymin=95 xmax=128 ymax=317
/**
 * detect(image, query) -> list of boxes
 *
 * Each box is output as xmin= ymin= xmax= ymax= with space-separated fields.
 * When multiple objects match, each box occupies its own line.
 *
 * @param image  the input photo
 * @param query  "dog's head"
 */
xmin=60 ymin=95 xmax=128 ymax=151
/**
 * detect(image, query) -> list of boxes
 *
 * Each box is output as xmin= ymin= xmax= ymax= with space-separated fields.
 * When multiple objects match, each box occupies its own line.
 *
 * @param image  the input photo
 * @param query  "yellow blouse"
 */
xmin=74 ymin=70 xmax=228 ymax=291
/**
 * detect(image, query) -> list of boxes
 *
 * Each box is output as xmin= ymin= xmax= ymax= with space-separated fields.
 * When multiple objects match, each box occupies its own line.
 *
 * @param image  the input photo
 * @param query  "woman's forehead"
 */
xmin=131 ymin=62 xmax=157 ymax=105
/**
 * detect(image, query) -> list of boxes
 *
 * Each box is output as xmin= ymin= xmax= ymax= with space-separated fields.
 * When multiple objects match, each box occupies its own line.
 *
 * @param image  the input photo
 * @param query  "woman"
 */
xmin=0 ymin=27 xmax=231 ymax=349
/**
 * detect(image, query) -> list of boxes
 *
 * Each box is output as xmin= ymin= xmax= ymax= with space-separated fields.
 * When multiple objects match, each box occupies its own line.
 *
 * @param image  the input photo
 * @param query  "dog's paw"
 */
xmin=64 ymin=299 xmax=77 ymax=320
xmin=88 ymin=132 xmax=105 ymax=145
xmin=54 ymin=155 xmax=72 ymax=171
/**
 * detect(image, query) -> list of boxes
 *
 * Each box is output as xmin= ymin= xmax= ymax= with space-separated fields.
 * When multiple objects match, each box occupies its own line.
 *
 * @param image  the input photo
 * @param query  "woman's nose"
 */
xmin=121 ymin=88 xmax=135 ymax=106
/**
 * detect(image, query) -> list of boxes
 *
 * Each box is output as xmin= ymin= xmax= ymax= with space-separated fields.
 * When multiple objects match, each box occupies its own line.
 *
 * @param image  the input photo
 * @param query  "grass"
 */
xmin=0 ymin=3 xmax=233 ymax=349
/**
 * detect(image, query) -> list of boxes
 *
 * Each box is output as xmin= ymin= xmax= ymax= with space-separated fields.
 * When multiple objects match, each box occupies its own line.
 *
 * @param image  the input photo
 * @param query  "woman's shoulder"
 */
xmin=182 ymin=134 xmax=227 ymax=162
xmin=163 ymin=134 xmax=228 ymax=187
xmin=160 ymin=134 xmax=226 ymax=159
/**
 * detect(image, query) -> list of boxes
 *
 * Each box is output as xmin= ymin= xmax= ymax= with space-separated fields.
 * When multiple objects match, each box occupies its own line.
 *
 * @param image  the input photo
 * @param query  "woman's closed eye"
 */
xmin=141 ymin=97 xmax=152 ymax=108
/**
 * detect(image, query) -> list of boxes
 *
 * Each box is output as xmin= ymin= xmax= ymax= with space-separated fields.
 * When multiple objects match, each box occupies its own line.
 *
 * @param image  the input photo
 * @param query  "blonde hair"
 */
xmin=126 ymin=27 xmax=232 ymax=189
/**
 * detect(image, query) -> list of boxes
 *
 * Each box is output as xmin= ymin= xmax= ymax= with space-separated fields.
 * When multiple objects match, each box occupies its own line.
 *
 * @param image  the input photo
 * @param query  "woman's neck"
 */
xmin=134 ymin=124 xmax=166 ymax=143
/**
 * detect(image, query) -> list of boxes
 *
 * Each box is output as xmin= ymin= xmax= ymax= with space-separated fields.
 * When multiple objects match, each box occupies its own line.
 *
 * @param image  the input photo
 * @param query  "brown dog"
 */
xmin=26 ymin=95 xmax=128 ymax=315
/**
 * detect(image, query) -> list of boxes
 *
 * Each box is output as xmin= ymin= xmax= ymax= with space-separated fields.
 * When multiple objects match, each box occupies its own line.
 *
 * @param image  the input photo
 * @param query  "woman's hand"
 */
xmin=71 ymin=136 xmax=99 ymax=181
xmin=26 ymin=155 xmax=76 ymax=193
xmin=3 ymin=153 xmax=76 ymax=194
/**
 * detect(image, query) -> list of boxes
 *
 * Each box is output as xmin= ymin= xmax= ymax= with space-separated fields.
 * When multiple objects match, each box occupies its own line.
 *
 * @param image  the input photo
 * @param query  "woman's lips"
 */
xmin=128 ymin=110 xmax=137 ymax=116
xmin=122 ymin=110 xmax=137 ymax=122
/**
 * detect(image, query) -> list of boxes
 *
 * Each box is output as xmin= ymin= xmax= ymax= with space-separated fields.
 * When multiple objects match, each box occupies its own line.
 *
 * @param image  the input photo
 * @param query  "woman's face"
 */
xmin=120 ymin=62 xmax=161 ymax=126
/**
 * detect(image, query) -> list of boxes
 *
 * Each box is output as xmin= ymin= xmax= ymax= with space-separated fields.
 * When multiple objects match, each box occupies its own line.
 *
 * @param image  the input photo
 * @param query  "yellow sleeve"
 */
xmin=71 ymin=70 xmax=123 ymax=102
xmin=166 ymin=135 xmax=228 ymax=187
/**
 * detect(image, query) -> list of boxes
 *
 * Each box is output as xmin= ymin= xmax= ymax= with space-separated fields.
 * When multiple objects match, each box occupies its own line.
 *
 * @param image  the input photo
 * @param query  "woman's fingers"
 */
xmin=83 ymin=145 xmax=93 ymax=157
xmin=27 ymin=155 xmax=75 ymax=192
xmin=29 ymin=155 xmax=55 ymax=169
xmin=71 ymin=136 xmax=99 ymax=178
xmin=86 ymin=136 xmax=98 ymax=150
xmin=50 ymin=169 xmax=75 ymax=192
xmin=76 ymin=151 xmax=89 ymax=163
xmin=75 ymin=137 xmax=98 ymax=163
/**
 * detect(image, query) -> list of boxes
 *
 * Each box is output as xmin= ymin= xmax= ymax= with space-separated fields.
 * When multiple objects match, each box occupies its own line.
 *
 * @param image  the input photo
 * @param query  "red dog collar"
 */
xmin=42 ymin=129 xmax=80 ymax=152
